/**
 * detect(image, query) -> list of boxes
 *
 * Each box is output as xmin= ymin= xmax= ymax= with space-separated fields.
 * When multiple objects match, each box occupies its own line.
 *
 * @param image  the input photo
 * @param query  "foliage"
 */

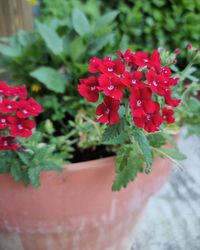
xmin=0 ymin=1 xmax=199 ymax=189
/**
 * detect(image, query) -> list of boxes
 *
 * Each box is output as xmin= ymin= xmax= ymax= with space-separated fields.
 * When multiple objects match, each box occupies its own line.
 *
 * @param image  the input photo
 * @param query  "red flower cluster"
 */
xmin=0 ymin=82 xmax=43 ymax=150
xmin=78 ymin=49 xmax=180 ymax=132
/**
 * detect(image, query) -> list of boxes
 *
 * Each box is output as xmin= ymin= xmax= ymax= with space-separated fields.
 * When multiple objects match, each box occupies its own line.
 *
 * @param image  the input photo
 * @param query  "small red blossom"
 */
xmin=121 ymin=71 xmax=143 ymax=88
xmin=118 ymin=49 xmax=136 ymax=66
xmin=78 ymin=76 xmax=99 ymax=102
xmin=130 ymin=87 xmax=156 ymax=117
xmin=164 ymin=90 xmax=181 ymax=107
xmin=8 ymin=116 xmax=35 ymax=138
xmin=0 ymin=99 xmax=18 ymax=113
xmin=162 ymin=107 xmax=175 ymax=124
xmin=98 ymin=74 xmax=125 ymax=100
xmin=0 ymin=136 xmax=20 ymax=150
xmin=155 ymin=66 xmax=172 ymax=77
xmin=96 ymin=96 xmax=120 ymax=125
xmin=11 ymin=85 xmax=28 ymax=99
xmin=99 ymin=58 xmax=125 ymax=75
xmin=146 ymin=69 xmax=169 ymax=95
xmin=133 ymin=102 xmax=163 ymax=132
xmin=0 ymin=82 xmax=13 ymax=96
xmin=0 ymin=114 xmax=9 ymax=129
xmin=88 ymin=57 xmax=102 ymax=73
xmin=134 ymin=50 xmax=161 ymax=68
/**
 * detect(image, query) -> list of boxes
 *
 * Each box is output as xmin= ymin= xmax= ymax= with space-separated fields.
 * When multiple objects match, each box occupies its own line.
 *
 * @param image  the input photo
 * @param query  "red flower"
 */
xmin=99 ymin=58 xmax=125 ymax=75
xmin=155 ymin=66 xmax=172 ymax=77
xmin=78 ymin=76 xmax=99 ymax=102
xmin=98 ymin=74 xmax=125 ymax=100
xmin=88 ymin=57 xmax=102 ymax=73
xmin=134 ymin=50 xmax=161 ymax=68
xmin=146 ymin=69 xmax=169 ymax=95
xmin=164 ymin=91 xmax=181 ymax=107
xmin=130 ymin=86 xmax=156 ymax=117
xmin=0 ymin=114 xmax=9 ymax=129
xmin=96 ymin=96 xmax=120 ymax=125
xmin=121 ymin=71 xmax=143 ymax=88
xmin=0 ymin=136 xmax=20 ymax=150
xmin=16 ymin=98 xmax=43 ymax=118
xmin=133 ymin=102 xmax=162 ymax=132
xmin=8 ymin=116 xmax=35 ymax=138
xmin=118 ymin=49 xmax=136 ymax=66
xmin=162 ymin=107 xmax=175 ymax=124
xmin=0 ymin=82 xmax=13 ymax=96
xmin=11 ymin=85 xmax=27 ymax=99
xmin=0 ymin=99 xmax=18 ymax=113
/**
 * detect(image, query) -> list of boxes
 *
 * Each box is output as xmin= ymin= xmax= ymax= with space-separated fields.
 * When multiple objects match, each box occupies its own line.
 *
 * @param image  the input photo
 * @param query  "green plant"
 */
xmin=0 ymin=4 xmax=199 ymax=188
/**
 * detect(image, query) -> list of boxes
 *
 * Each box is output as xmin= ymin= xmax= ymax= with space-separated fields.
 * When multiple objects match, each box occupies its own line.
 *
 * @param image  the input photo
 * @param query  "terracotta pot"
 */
xmin=0 ymin=155 xmax=172 ymax=250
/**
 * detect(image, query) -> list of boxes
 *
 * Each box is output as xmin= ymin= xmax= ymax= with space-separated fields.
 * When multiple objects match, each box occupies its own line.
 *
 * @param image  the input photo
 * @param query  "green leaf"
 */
xmin=72 ymin=8 xmax=91 ymax=36
xmin=158 ymin=147 xmax=187 ymax=161
xmin=112 ymin=145 xmax=144 ymax=191
xmin=36 ymin=21 xmax=63 ymax=55
xmin=96 ymin=10 xmax=119 ymax=28
xmin=0 ymin=44 xmax=21 ymax=57
xmin=30 ymin=67 xmax=66 ymax=93
xmin=10 ymin=165 xmax=22 ymax=182
xmin=88 ymin=33 xmax=115 ymax=54
xmin=69 ymin=37 xmax=85 ymax=61
xmin=133 ymin=130 xmax=153 ymax=173
xmin=102 ymin=118 xmax=125 ymax=144
xmin=28 ymin=167 xmax=40 ymax=187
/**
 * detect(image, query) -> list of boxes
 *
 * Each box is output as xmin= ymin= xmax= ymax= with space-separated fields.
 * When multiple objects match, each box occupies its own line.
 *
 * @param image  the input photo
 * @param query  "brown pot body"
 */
xmin=0 ymin=156 xmax=172 ymax=250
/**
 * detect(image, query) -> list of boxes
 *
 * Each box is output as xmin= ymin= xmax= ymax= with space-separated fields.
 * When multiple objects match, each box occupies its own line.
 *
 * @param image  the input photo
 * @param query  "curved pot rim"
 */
xmin=61 ymin=156 xmax=115 ymax=172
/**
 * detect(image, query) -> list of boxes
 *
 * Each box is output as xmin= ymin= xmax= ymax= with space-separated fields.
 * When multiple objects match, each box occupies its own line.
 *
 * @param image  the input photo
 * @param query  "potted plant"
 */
xmin=0 ymin=45 xmax=191 ymax=250
xmin=0 ymin=5 xmax=200 ymax=250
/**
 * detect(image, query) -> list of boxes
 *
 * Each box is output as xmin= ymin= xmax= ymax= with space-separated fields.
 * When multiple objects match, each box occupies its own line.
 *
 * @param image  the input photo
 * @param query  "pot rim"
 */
xmin=61 ymin=156 xmax=115 ymax=172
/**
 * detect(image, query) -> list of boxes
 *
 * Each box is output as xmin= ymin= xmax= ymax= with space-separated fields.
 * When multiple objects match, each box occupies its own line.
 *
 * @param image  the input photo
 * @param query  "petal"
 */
xmin=113 ymin=59 xmax=125 ymax=75
xmin=96 ymin=114 xmax=108 ymax=124
xmin=96 ymin=103 xmax=106 ymax=115
xmin=143 ymin=100 xmax=156 ymax=113
xmin=133 ymin=116 xmax=145 ymax=128
xmin=140 ymin=86 xmax=152 ymax=100
xmin=109 ymin=111 xmax=120 ymax=125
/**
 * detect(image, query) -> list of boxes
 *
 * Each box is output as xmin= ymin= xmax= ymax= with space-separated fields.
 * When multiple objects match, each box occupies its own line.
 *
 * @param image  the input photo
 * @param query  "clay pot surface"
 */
xmin=0 ymin=155 xmax=172 ymax=250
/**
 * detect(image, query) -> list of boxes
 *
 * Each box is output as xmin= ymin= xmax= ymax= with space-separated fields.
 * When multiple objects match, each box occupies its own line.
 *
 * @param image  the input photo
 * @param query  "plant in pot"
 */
xmin=0 ymin=7 xmax=200 ymax=250
xmin=0 ymin=45 xmax=195 ymax=250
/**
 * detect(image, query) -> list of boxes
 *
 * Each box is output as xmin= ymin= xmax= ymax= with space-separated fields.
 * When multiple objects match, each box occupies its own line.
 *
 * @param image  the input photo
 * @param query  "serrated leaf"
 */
xmin=158 ymin=147 xmax=186 ymax=161
xmin=10 ymin=165 xmax=22 ymax=182
xmin=72 ymin=8 xmax=91 ymax=36
xmin=102 ymin=118 xmax=125 ymax=144
xmin=36 ymin=20 xmax=63 ymax=55
xmin=30 ymin=67 xmax=66 ymax=93
xmin=133 ymin=130 xmax=153 ymax=173
xmin=96 ymin=10 xmax=119 ymax=28
xmin=28 ymin=167 xmax=40 ymax=187
xmin=112 ymin=145 xmax=144 ymax=191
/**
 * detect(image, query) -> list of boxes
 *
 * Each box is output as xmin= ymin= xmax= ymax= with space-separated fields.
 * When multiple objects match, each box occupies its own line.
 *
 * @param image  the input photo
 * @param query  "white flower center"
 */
xmin=22 ymin=109 xmax=28 ymax=114
xmin=163 ymin=115 xmax=167 ymax=119
xmin=107 ymin=68 xmax=113 ymax=72
xmin=144 ymin=59 xmax=148 ymax=63
xmin=108 ymin=85 xmax=114 ymax=90
xmin=137 ymin=100 xmax=142 ymax=106
xmin=146 ymin=115 xmax=151 ymax=120
xmin=3 ymin=141 xmax=8 ymax=146
xmin=18 ymin=124 xmax=23 ymax=130
xmin=153 ymin=81 xmax=157 ymax=86
xmin=0 ymin=118 xmax=6 ymax=123
xmin=132 ymin=80 xmax=136 ymax=84
xmin=105 ymin=108 xmax=110 ymax=114
xmin=7 ymin=105 xmax=12 ymax=109
xmin=90 ymin=86 xmax=96 ymax=91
